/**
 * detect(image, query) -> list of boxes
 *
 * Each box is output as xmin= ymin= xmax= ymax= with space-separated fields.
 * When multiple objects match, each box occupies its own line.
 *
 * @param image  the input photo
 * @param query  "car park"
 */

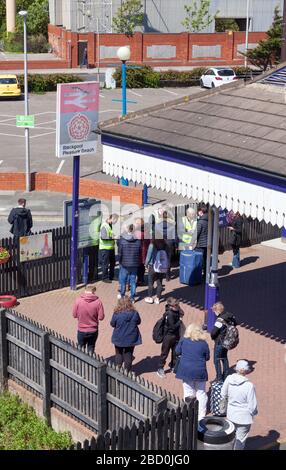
xmin=200 ymin=67 xmax=237 ymax=89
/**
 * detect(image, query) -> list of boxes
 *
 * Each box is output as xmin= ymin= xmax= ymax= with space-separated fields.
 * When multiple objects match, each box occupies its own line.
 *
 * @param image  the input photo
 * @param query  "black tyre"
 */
xmin=200 ymin=79 xmax=204 ymax=88
xmin=211 ymin=82 xmax=215 ymax=88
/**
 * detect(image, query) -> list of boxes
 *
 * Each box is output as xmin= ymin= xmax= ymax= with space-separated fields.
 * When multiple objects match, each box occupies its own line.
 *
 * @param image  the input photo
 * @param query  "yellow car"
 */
xmin=0 ymin=74 xmax=21 ymax=98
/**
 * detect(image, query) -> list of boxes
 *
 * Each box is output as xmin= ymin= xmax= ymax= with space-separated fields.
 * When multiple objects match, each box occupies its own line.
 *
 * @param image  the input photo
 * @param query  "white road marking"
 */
xmin=99 ymin=94 xmax=105 ymax=98
xmin=163 ymin=89 xmax=179 ymax=95
xmin=37 ymin=119 xmax=56 ymax=125
xmin=129 ymin=90 xmax=142 ymax=97
xmin=0 ymin=122 xmax=55 ymax=130
xmin=99 ymin=109 xmax=121 ymax=113
xmin=56 ymin=160 xmax=65 ymax=174
xmin=0 ymin=116 xmax=17 ymax=123
xmin=0 ymin=160 xmax=3 ymax=165
xmin=0 ymin=132 xmax=24 ymax=138
xmin=30 ymin=131 xmax=55 ymax=139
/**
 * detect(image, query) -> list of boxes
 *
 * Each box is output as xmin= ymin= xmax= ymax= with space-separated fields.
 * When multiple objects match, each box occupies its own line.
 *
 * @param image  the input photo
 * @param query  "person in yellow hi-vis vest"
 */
xmin=99 ymin=213 xmax=118 ymax=283
xmin=87 ymin=214 xmax=102 ymax=282
xmin=179 ymin=207 xmax=197 ymax=251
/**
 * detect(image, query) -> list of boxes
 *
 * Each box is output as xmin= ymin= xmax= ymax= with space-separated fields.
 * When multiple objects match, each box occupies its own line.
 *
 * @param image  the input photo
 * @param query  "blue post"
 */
xmin=122 ymin=60 xmax=127 ymax=116
xmin=82 ymin=247 xmax=89 ymax=285
xmin=282 ymin=227 xmax=286 ymax=242
xmin=143 ymin=184 xmax=148 ymax=206
xmin=70 ymin=155 xmax=80 ymax=290
xmin=207 ymin=206 xmax=220 ymax=331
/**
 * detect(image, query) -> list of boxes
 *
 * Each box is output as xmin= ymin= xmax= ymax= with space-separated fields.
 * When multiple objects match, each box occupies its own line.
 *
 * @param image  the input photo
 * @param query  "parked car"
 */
xmin=0 ymin=74 xmax=21 ymax=98
xmin=200 ymin=67 xmax=238 ymax=89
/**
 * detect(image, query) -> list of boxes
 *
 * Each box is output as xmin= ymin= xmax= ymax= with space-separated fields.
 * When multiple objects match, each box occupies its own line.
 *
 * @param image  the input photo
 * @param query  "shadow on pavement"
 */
xmin=245 ymin=430 xmax=281 ymax=450
xmin=132 ymin=355 xmax=161 ymax=375
xmin=171 ymin=261 xmax=286 ymax=343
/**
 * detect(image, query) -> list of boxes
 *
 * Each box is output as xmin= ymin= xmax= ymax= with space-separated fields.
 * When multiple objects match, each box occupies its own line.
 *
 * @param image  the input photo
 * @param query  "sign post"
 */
xmin=56 ymin=81 xmax=99 ymax=290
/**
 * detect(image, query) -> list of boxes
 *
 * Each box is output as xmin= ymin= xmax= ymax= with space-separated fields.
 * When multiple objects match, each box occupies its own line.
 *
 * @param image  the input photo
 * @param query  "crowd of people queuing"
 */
xmin=71 ymin=203 xmax=256 ymax=450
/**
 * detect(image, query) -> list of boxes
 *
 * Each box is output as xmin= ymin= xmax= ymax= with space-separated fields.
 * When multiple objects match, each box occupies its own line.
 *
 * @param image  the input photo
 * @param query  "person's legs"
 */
xmin=119 ymin=266 xmax=128 ymax=297
xmin=234 ymin=424 xmax=251 ymax=450
xmin=220 ymin=347 xmax=229 ymax=381
xmin=155 ymin=273 xmax=164 ymax=299
xmin=158 ymin=335 xmax=173 ymax=369
xmin=115 ymin=346 xmax=124 ymax=368
xmin=100 ymin=250 xmax=109 ymax=281
xmin=170 ymin=338 xmax=179 ymax=369
xmin=232 ymin=246 xmax=240 ymax=268
xmin=183 ymin=380 xmax=196 ymax=400
xmin=77 ymin=331 xmax=88 ymax=349
xmin=214 ymin=344 xmax=223 ymax=381
xmin=85 ymin=331 xmax=98 ymax=354
xmin=137 ymin=264 xmax=145 ymax=284
xmin=122 ymin=346 xmax=134 ymax=373
xmin=129 ymin=270 xmax=137 ymax=301
xmin=194 ymin=381 xmax=208 ymax=421
xmin=88 ymin=245 xmax=98 ymax=282
xmin=109 ymin=250 xmax=115 ymax=280
xmin=147 ymin=266 xmax=154 ymax=297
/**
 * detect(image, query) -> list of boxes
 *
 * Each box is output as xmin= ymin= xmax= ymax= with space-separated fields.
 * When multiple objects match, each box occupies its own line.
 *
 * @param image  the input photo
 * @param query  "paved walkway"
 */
xmin=14 ymin=243 xmax=286 ymax=449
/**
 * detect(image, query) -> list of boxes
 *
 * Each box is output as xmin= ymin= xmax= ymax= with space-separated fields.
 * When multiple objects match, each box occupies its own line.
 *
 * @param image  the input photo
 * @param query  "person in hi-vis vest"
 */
xmin=179 ymin=207 xmax=197 ymax=250
xmin=99 ymin=214 xmax=118 ymax=283
xmin=87 ymin=214 xmax=102 ymax=282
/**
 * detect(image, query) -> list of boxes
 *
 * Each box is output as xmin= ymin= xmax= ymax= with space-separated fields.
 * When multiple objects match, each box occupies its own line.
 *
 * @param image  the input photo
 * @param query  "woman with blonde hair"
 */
xmin=175 ymin=323 xmax=210 ymax=421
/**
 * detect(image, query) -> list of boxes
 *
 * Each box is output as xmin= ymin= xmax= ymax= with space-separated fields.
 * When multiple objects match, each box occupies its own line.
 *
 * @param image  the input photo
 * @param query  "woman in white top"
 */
xmin=221 ymin=359 xmax=258 ymax=450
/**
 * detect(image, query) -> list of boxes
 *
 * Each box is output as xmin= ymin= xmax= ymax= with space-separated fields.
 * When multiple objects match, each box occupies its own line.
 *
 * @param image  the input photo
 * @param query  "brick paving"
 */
xmin=14 ymin=244 xmax=286 ymax=449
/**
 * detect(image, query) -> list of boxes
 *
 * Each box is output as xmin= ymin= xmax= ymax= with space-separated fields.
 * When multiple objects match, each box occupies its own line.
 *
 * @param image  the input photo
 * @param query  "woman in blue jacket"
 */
xmin=110 ymin=297 xmax=142 ymax=373
xmin=175 ymin=323 xmax=210 ymax=421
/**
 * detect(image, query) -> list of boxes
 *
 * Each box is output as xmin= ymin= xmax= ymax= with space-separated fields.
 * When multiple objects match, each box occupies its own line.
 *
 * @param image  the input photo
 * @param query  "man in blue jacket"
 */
xmin=118 ymin=224 xmax=141 ymax=303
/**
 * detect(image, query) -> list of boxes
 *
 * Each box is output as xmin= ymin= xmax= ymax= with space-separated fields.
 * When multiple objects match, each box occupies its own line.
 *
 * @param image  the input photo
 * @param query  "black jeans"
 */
xmin=137 ymin=264 xmax=145 ymax=284
xmin=77 ymin=330 xmax=98 ymax=354
xmin=115 ymin=346 xmax=135 ymax=373
xmin=158 ymin=334 xmax=178 ymax=369
xmin=214 ymin=343 xmax=229 ymax=381
xmin=99 ymin=249 xmax=115 ymax=280
xmin=148 ymin=266 xmax=164 ymax=298
xmin=87 ymin=245 xmax=99 ymax=282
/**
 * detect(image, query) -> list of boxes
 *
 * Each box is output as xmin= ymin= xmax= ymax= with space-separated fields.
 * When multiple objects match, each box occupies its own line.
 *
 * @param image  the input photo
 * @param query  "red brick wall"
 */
xmin=0 ymin=173 xmax=143 ymax=206
xmin=48 ymin=25 xmax=266 ymax=69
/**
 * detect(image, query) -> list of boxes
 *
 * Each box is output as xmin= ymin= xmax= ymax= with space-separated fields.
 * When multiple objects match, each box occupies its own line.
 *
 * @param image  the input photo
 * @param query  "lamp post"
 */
xmin=117 ymin=46 xmax=130 ymax=117
xmin=18 ymin=10 xmax=31 ymax=192
xmin=244 ymin=0 xmax=250 ymax=69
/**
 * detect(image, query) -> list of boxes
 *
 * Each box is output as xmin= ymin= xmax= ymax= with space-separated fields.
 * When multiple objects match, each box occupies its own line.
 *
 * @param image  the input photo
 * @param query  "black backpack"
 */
xmin=152 ymin=315 xmax=166 ymax=344
xmin=221 ymin=320 xmax=239 ymax=350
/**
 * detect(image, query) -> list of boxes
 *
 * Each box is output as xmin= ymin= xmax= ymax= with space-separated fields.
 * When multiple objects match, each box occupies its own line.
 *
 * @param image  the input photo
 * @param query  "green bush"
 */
xmin=113 ymin=65 xmax=160 ymax=88
xmin=27 ymin=34 xmax=49 ymax=53
xmin=0 ymin=392 xmax=73 ymax=450
xmin=3 ymin=32 xmax=50 ymax=53
xmin=159 ymin=68 xmax=208 ymax=86
xmin=17 ymin=74 xmax=84 ymax=93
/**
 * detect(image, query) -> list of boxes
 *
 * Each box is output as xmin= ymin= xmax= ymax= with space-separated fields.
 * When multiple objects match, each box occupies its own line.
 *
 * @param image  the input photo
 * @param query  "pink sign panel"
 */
xmin=56 ymin=81 xmax=99 ymax=158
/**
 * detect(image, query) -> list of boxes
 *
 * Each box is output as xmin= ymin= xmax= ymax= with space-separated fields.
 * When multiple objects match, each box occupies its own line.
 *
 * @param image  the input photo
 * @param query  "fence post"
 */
xmin=97 ymin=363 xmax=107 ymax=435
xmin=0 ymin=309 xmax=8 ymax=392
xmin=154 ymin=396 xmax=167 ymax=414
xmin=41 ymin=332 xmax=51 ymax=425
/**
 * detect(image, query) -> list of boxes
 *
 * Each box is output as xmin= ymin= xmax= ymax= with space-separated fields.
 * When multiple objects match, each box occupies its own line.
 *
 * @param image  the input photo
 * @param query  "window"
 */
xmin=215 ymin=18 xmax=247 ymax=32
xmin=0 ymin=78 xmax=17 ymax=84
xmin=217 ymin=69 xmax=235 ymax=77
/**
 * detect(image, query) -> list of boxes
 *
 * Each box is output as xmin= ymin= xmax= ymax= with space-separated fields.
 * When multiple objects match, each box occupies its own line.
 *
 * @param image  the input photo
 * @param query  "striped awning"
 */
xmin=103 ymin=145 xmax=286 ymax=228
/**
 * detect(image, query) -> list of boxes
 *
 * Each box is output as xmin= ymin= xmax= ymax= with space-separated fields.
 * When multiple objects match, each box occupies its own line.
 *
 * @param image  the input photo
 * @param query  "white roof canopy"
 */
xmin=103 ymin=145 xmax=286 ymax=228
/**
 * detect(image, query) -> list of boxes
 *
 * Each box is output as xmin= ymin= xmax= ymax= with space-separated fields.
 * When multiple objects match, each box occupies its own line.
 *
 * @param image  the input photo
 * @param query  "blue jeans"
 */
xmin=119 ymin=266 xmax=137 ymax=300
xmin=214 ymin=344 xmax=229 ymax=382
xmin=232 ymin=246 xmax=240 ymax=268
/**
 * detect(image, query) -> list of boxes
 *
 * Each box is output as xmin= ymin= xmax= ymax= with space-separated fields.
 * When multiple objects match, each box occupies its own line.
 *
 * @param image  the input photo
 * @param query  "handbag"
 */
xmin=219 ymin=396 xmax=228 ymax=416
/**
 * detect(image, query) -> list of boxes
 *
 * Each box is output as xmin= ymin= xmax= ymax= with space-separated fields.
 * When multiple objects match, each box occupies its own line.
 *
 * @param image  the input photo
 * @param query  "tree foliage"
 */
xmin=215 ymin=18 xmax=239 ymax=32
xmin=243 ymin=6 xmax=282 ymax=70
xmin=112 ymin=0 xmax=143 ymax=37
xmin=16 ymin=0 xmax=49 ymax=37
xmin=182 ymin=0 xmax=219 ymax=33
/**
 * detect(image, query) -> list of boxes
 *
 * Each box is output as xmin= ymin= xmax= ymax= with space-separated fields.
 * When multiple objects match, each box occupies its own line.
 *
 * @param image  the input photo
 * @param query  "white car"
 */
xmin=200 ymin=67 xmax=238 ymax=88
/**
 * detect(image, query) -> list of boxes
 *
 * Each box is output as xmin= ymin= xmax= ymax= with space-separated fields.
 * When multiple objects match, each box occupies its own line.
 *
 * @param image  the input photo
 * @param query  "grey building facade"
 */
xmin=49 ymin=0 xmax=284 ymax=34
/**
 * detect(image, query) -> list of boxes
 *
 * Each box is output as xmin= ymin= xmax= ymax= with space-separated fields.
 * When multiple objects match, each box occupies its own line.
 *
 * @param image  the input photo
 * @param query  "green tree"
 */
xmin=182 ymin=0 xmax=219 ymax=33
xmin=243 ymin=6 xmax=282 ymax=70
xmin=215 ymin=18 xmax=239 ymax=32
xmin=112 ymin=0 xmax=143 ymax=37
xmin=16 ymin=0 xmax=49 ymax=37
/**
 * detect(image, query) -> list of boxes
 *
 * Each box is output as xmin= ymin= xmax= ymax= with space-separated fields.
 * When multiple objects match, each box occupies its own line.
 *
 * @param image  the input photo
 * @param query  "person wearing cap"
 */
xmin=221 ymin=360 xmax=258 ymax=450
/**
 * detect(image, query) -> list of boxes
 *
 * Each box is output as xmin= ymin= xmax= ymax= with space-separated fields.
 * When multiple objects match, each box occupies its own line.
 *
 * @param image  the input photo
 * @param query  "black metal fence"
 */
xmin=0 ymin=308 xmax=183 ymax=436
xmin=71 ymin=403 xmax=198 ymax=450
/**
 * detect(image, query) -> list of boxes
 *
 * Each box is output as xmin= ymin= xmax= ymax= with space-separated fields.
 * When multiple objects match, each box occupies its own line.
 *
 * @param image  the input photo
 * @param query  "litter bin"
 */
xmin=198 ymin=416 xmax=235 ymax=450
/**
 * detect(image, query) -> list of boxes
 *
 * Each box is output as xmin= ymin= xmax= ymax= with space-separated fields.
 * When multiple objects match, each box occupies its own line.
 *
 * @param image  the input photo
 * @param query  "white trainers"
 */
xmin=154 ymin=297 xmax=160 ymax=304
xmin=144 ymin=297 xmax=154 ymax=304
xmin=117 ymin=293 xmax=122 ymax=300
xmin=157 ymin=368 xmax=165 ymax=378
